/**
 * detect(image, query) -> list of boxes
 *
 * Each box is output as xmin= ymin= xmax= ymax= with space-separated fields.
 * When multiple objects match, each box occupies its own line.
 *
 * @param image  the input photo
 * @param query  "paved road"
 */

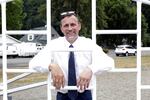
xmin=108 ymin=50 xmax=150 ymax=58
xmin=0 ymin=50 xmax=150 ymax=68
xmin=0 ymin=57 xmax=32 ymax=68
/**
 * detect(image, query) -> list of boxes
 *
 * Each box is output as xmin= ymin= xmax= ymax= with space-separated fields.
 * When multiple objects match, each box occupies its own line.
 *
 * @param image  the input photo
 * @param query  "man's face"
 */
xmin=60 ymin=15 xmax=81 ymax=43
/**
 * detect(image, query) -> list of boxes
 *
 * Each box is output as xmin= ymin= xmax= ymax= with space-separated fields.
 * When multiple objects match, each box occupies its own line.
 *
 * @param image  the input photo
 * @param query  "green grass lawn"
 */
xmin=0 ymin=56 xmax=150 ymax=84
xmin=114 ymin=55 xmax=150 ymax=68
xmin=114 ymin=56 xmax=137 ymax=68
xmin=141 ymin=56 xmax=150 ymax=67
xmin=114 ymin=56 xmax=150 ymax=68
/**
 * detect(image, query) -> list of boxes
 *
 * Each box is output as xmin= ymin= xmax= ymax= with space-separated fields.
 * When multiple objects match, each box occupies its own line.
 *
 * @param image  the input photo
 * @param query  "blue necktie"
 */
xmin=68 ymin=45 xmax=78 ymax=100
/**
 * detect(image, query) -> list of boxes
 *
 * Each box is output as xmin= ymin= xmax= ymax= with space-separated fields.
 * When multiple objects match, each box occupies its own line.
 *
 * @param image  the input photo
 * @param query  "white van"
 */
xmin=16 ymin=42 xmax=43 ymax=57
xmin=0 ymin=44 xmax=18 ymax=57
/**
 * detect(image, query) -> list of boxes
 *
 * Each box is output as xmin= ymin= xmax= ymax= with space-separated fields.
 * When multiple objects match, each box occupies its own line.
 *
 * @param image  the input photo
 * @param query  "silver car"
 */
xmin=115 ymin=45 xmax=136 ymax=56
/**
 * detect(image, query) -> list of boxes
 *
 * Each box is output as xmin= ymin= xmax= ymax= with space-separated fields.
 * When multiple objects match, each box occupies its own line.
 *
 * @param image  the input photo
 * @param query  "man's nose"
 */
xmin=68 ymin=25 xmax=73 ymax=30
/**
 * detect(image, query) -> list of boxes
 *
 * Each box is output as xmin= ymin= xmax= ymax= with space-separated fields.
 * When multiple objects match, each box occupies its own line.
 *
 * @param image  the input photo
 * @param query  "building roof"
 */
xmin=0 ymin=35 xmax=21 ymax=45
xmin=20 ymin=26 xmax=60 ymax=45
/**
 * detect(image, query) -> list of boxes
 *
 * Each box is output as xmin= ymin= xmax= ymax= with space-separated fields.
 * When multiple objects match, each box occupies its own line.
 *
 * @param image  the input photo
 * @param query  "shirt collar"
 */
xmin=64 ymin=36 xmax=80 ymax=48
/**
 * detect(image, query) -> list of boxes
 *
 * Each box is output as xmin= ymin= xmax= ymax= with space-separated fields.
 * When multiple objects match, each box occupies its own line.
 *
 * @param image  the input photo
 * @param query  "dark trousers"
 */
xmin=56 ymin=90 xmax=92 ymax=100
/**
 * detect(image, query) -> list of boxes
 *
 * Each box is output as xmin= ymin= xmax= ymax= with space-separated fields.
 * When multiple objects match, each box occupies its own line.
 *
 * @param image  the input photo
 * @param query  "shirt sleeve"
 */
xmin=29 ymin=44 xmax=52 ymax=73
xmin=88 ymin=44 xmax=115 ymax=74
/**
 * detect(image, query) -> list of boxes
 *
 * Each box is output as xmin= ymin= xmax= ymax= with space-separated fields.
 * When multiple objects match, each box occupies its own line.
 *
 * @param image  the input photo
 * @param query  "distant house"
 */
xmin=0 ymin=35 xmax=21 ymax=45
xmin=20 ymin=26 xmax=60 ymax=46
xmin=0 ymin=26 xmax=59 ymax=56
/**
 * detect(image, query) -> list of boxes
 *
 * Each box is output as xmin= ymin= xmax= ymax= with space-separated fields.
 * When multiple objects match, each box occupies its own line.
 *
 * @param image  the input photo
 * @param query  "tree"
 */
xmin=0 ymin=0 xmax=25 ymax=31
xmin=96 ymin=0 xmax=109 ymax=29
xmin=103 ymin=0 xmax=136 ymax=29
xmin=0 ymin=7 xmax=1 ymax=33
xmin=22 ymin=0 xmax=46 ymax=29
xmin=1 ymin=0 xmax=149 ymax=47
xmin=38 ymin=3 xmax=46 ymax=24
xmin=142 ymin=4 xmax=150 ymax=46
xmin=142 ymin=4 xmax=150 ymax=33
xmin=78 ymin=0 xmax=91 ymax=38
xmin=96 ymin=0 xmax=148 ymax=48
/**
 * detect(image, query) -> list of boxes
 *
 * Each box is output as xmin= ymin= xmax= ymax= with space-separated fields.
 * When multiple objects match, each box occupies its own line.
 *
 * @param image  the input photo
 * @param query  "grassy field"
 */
xmin=141 ymin=56 xmax=150 ymax=67
xmin=115 ymin=56 xmax=137 ymax=68
xmin=0 ymin=56 xmax=150 ymax=86
xmin=115 ymin=55 xmax=150 ymax=68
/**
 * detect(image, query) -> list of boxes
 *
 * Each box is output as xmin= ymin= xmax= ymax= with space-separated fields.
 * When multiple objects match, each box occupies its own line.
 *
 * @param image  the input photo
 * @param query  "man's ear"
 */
xmin=78 ymin=22 xmax=81 ymax=30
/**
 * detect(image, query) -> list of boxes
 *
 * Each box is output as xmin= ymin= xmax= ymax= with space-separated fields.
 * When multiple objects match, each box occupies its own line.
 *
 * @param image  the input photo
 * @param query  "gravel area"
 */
xmin=141 ymin=67 xmax=150 ymax=100
xmin=1 ymin=67 xmax=150 ymax=100
xmin=0 ymin=72 xmax=137 ymax=100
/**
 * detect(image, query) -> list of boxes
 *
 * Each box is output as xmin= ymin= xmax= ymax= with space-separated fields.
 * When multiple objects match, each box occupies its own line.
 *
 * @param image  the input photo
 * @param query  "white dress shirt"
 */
xmin=29 ymin=36 xmax=114 ymax=92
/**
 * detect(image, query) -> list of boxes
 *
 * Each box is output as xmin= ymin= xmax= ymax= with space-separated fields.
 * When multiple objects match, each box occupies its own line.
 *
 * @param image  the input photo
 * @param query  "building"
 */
xmin=20 ymin=26 xmax=60 ymax=46
xmin=0 ymin=35 xmax=21 ymax=45
xmin=0 ymin=26 xmax=60 ymax=57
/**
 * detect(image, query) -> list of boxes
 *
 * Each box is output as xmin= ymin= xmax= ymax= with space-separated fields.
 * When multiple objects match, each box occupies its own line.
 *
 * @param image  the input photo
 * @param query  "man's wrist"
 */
xmin=87 ymin=66 xmax=93 ymax=74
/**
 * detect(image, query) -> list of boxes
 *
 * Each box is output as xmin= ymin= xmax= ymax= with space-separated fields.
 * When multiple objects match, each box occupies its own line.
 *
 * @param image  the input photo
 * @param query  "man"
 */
xmin=29 ymin=10 xmax=114 ymax=100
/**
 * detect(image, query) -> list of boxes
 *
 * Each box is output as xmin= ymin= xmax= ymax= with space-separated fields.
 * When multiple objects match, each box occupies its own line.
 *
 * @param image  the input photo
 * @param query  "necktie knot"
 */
xmin=69 ymin=45 xmax=73 ymax=48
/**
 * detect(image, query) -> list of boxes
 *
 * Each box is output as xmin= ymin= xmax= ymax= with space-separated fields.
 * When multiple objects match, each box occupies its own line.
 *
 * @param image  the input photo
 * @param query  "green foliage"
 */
xmin=142 ymin=4 xmax=150 ymax=46
xmin=38 ymin=4 xmax=46 ymax=24
xmin=0 ymin=7 xmax=1 ymax=32
xmin=77 ymin=0 xmax=91 ymax=38
xmin=22 ymin=0 xmax=46 ymax=29
xmin=100 ymin=0 xmax=136 ymax=29
xmin=142 ymin=4 xmax=150 ymax=33
xmin=142 ymin=33 xmax=150 ymax=47
xmin=96 ymin=0 xmax=109 ymax=29
xmin=0 ymin=0 xmax=150 ymax=47
xmin=96 ymin=0 xmax=149 ymax=48
xmin=6 ymin=0 xmax=25 ymax=30
xmin=0 ymin=0 xmax=25 ymax=31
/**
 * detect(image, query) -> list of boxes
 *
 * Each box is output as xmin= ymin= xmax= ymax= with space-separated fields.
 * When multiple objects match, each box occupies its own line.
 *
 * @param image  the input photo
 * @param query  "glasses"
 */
xmin=60 ymin=11 xmax=76 ymax=19
xmin=60 ymin=11 xmax=75 ymax=16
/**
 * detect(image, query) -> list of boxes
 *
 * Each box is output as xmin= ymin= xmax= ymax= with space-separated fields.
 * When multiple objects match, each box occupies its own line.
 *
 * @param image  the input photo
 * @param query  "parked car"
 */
xmin=115 ymin=45 xmax=136 ymax=56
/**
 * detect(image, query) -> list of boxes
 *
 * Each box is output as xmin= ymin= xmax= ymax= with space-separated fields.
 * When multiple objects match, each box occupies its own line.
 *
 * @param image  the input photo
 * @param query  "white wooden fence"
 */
xmin=0 ymin=0 xmax=150 ymax=100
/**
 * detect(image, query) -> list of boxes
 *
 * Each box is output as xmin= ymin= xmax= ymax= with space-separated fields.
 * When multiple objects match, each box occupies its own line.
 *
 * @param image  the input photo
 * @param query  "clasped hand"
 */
xmin=49 ymin=64 xmax=93 ymax=91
